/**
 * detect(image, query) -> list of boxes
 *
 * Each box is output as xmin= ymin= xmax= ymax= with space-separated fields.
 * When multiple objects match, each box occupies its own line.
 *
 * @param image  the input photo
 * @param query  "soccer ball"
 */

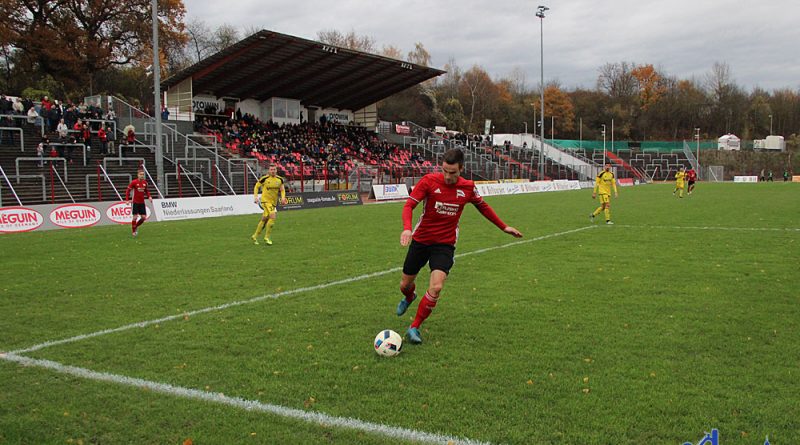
xmin=374 ymin=330 xmax=402 ymax=357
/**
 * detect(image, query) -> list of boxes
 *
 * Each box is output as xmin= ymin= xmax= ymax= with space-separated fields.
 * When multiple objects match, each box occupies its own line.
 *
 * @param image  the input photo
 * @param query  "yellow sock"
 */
xmin=265 ymin=219 xmax=276 ymax=238
xmin=604 ymin=208 xmax=611 ymax=221
xmin=592 ymin=206 xmax=603 ymax=217
xmin=254 ymin=220 xmax=265 ymax=236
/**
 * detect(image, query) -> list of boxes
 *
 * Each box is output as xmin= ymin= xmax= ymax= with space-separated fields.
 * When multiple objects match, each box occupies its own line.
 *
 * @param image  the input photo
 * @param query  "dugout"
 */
xmin=161 ymin=29 xmax=444 ymax=128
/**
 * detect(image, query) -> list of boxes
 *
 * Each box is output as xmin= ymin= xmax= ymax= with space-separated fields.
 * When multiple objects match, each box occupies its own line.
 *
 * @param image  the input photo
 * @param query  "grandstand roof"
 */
xmin=162 ymin=29 xmax=445 ymax=112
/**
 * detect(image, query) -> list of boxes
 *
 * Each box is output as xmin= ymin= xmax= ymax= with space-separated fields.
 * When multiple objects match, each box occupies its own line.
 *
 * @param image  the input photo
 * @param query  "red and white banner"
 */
xmin=0 ymin=207 xmax=45 ymax=233
xmin=49 ymin=204 xmax=102 ymax=228
xmin=395 ymin=124 xmax=411 ymax=135
xmin=618 ymin=178 xmax=635 ymax=187
xmin=105 ymin=201 xmax=151 ymax=224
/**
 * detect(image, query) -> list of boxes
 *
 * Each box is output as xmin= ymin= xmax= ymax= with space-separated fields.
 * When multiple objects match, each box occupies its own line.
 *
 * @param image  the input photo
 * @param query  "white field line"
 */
xmin=9 ymin=225 xmax=595 ymax=355
xmin=0 ymin=352 xmax=493 ymax=445
xmin=614 ymin=224 xmax=800 ymax=232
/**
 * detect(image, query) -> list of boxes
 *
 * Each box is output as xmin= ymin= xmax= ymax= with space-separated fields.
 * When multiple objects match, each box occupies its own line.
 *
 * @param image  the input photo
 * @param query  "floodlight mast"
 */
xmin=536 ymin=5 xmax=548 ymax=179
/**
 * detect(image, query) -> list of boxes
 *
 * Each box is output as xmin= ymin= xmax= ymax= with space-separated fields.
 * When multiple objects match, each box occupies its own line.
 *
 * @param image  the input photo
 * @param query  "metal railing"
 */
xmin=17 ymin=158 xmax=67 ymax=182
xmin=85 ymin=173 xmax=130 ymax=200
xmin=0 ymin=127 xmax=24 ymax=151
xmin=51 ymin=165 xmax=75 ymax=203
xmin=0 ymin=164 xmax=23 ymax=206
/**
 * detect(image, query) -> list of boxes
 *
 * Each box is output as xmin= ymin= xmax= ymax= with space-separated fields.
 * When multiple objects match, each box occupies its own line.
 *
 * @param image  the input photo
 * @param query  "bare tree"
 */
xmin=211 ymin=24 xmax=240 ymax=53
xmin=185 ymin=19 xmax=213 ymax=63
xmin=597 ymin=62 xmax=637 ymax=100
xmin=317 ymin=29 xmax=376 ymax=53
xmin=407 ymin=42 xmax=431 ymax=67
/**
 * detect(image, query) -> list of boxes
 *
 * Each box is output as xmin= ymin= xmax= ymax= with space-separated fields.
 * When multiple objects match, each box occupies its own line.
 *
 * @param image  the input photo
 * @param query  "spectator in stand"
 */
xmin=105 ymin=108 xmax=116 ymax=121
xmin=36 ymin=137 xmax=49 ymax=166
xmin=40 ymin=96 xmax=53 ymax=130
xmin=56 ymin=118 xmax=69 ymax=141
xmin=55 ymin=118 xmax=68 ymax=158
xmin=12 ymin=98 xmax=24 ymax=114
xmin=64 ymin=105 xmax=76 ymax=128
xmin=98 ymin=125 xmax=108 ymax=154
xmin=124 ymin=124 xmax=136 ymax=154
xmin=161 ymin=107 xmax=169 ymax=121
xmin=47 ymin=104 xmax=59 ymax=133
xmin=82 ymin=122 xmax=92 ymax=161
xmin=27 ymin=106 xmax=40 ymax=130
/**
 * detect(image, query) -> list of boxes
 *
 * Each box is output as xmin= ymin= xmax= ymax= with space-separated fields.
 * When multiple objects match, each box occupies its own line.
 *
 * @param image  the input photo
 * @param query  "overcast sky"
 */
xmin=184 ymin=0 xmax=799 ymax=92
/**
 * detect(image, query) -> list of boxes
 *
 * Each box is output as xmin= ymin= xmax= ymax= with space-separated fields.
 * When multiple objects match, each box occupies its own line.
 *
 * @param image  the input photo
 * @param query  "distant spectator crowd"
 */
xmin=196 ymin=111 xmax=410 ymax=175
xmin=1 ymin=93 xmax=118 ymax=164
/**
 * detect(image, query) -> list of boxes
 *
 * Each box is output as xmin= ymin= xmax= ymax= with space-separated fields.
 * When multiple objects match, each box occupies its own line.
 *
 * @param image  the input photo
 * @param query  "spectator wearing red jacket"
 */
xmin=98 ymin=126 xmax=108 ymax=154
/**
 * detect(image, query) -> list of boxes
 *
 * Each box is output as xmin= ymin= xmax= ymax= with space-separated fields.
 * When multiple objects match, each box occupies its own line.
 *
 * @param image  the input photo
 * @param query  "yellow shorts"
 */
xmin=598 ymin=193 xmax=610 ymax=204
xmin=676 ymin=182 xmax=685 ymax=189
xmin=261 ymin=202 xmax=277 ymax=217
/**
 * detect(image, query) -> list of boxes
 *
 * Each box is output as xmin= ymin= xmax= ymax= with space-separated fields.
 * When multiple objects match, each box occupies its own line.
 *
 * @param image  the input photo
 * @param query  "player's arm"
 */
xmin=124 ymin=181 xmax=133 ymax=203
xmin=144 ymin=184 xmax=153 ymax=203
xmin=592 ymin=176 xmax=599 ymax=199
xmin=253 ymin=179 xmax=262 ymax=203
xmin=612 ymin=175 xmax=619 ymax=197
xmin=400 ymin=178 xmax=427 ymax=246
xmin=279 ymin=177 xmax=287 ymax=205
xmin=472 ymin=193 xmax=523 ymax=238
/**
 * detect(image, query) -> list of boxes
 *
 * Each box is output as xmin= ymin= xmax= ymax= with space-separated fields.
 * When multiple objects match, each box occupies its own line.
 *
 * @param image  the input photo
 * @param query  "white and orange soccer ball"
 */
xmin=373 ymin=330 xmax=402 ymax=357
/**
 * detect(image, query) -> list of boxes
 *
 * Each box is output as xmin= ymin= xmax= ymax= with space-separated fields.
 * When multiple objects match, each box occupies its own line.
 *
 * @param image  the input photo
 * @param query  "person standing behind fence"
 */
xmin=98 ymin=125 xmax=108 ymax=154
xmin=82 ymin=122 xmax=92 ymax=161
xmin=124 ymin=124 xmax=136 ymax=152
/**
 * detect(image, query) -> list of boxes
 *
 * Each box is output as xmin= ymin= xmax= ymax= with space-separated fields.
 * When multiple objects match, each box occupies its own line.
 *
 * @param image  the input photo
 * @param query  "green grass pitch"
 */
xmin=1 ymin=182 xmax=798 ymax=444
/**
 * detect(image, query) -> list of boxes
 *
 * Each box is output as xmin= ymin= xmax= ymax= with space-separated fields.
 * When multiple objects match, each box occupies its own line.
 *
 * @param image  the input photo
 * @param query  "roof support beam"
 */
xmin=301 ymin=59 xmax=386 ymax=106
xmin=232 ymin=46 xmax=325 ymax=99
xmin=257 ymin=53 xmax=359 ymax=101
xmin=314 ymin=66 xmax=417 ymax=109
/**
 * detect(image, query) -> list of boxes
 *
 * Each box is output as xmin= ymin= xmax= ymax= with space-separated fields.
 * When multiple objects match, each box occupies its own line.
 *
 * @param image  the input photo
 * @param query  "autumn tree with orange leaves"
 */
xmin=0 ymin=0 xmax=187 ymax=93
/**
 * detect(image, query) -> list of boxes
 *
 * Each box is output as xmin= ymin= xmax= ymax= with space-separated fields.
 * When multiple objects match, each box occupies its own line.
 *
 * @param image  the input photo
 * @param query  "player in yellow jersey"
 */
xmin=590 ymin=163 xmax=619 ymax=225
xmin=673 ymin=166 xmax=686 ymax=198
xmin=252 ymin=164 xmax=287 ymax=245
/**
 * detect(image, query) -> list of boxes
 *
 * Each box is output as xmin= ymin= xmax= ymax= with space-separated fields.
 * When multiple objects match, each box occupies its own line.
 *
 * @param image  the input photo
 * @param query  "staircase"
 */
xmin=605 ymin=151 xmax=644 ymax=180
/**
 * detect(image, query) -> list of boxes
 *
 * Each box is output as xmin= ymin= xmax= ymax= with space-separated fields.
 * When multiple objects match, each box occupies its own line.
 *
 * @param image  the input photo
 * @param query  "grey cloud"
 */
xmin=183 ymin=0 xmax=800 ymax=91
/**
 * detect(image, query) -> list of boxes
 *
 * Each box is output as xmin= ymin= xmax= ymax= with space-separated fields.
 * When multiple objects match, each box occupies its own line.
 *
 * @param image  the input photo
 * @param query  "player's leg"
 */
xmin=130 ymin=212 xmax=138 ymax=235
xmin=678 ymin=185 xmax=684 ymax=198
xmin=591 ymin=195 xmax=604 ymax=220
xmin=407 ymin=244 xmax=454 ymax=344
xmin=264 ymin=210 xmax=277 ymax=244
xmin=397 ymin=273 xmax=418 ymax=316
xmin=397 ymin=241 xmax=428 ymax=316
xmin=252 ymin=206 xmax=268 ymax=243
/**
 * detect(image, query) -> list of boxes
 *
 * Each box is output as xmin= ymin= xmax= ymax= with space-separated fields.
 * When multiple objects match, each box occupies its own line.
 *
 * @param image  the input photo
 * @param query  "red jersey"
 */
xmin=125 ymin=179 xmax=151 ymax=203
xmin=686 ymin=169 xmax=697 ymax=181
xmin=402 ymin=173 xmax=506 ymax=246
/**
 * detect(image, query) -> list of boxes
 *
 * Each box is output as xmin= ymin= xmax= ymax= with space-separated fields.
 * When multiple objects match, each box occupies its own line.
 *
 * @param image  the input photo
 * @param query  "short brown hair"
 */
xmin=443 ymin=148 xmax=464 ymax=167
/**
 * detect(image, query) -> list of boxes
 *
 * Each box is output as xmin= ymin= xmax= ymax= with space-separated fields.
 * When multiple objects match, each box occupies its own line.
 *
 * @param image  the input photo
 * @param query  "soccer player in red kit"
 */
xmin=686 ymin=168 xmax=697 ymax=194
xmin=125 ymin=170 xmax=152 ymax=237
xmin=396 ymin=149 xmax=523 ymax=344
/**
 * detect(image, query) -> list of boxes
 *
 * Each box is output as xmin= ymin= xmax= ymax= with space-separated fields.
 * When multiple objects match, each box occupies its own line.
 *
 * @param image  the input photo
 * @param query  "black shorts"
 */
xmin=131 ymin=203 xmax=147 ymax=216
xmin=688 ymin=180 xmax=695 ymax=186
xmin=402 ymin=240 xmax=456 ymax=276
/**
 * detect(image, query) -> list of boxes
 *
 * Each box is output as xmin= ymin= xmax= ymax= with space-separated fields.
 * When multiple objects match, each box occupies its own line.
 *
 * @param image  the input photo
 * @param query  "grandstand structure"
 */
xmin=0 ymin=30 xmax=447 ymax=205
